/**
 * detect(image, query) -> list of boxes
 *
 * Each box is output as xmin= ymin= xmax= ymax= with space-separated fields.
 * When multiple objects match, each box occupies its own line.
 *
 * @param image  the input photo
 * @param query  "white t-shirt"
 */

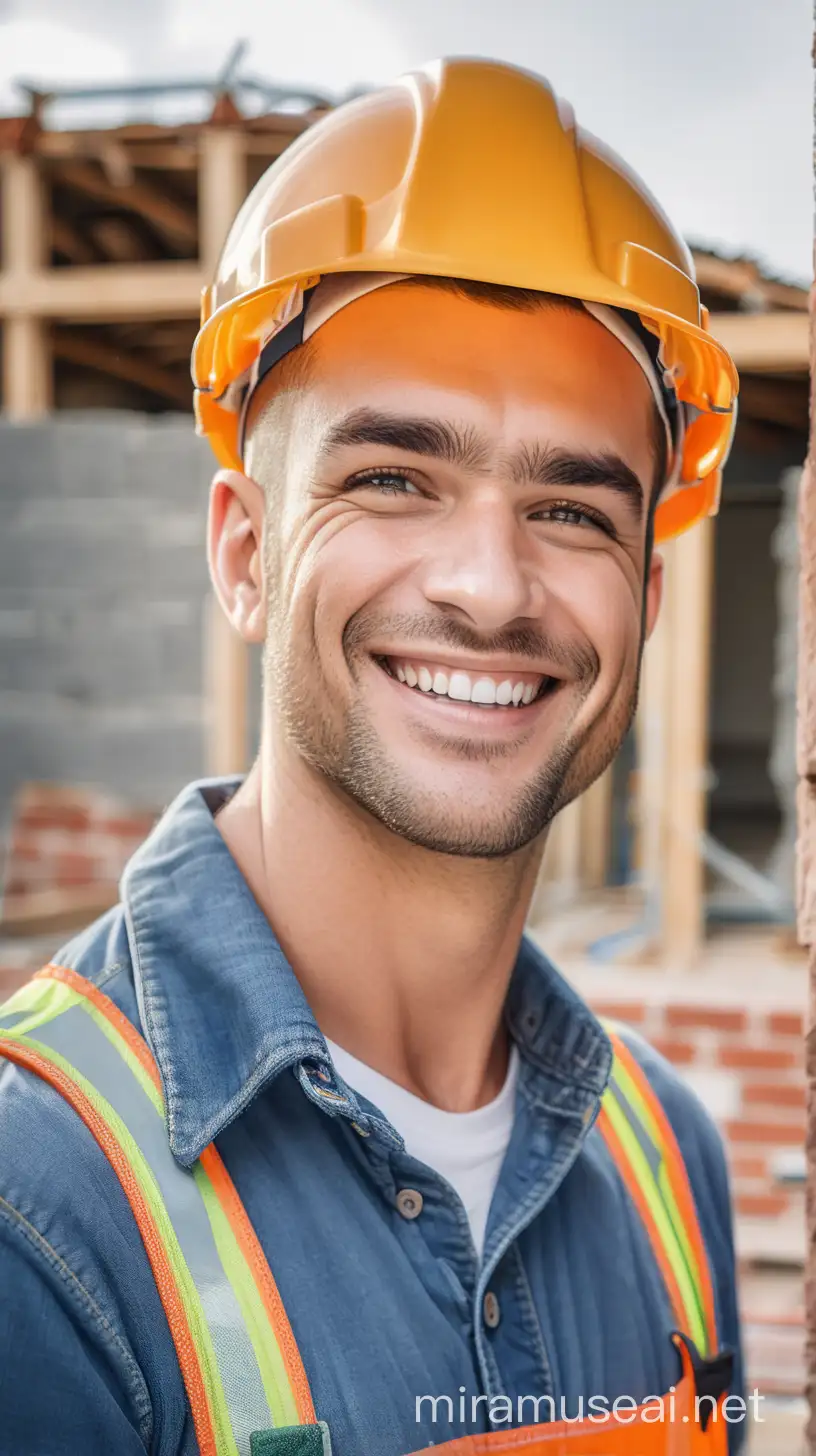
xmin=324 ymin=1038 xmax=520 ymax=1260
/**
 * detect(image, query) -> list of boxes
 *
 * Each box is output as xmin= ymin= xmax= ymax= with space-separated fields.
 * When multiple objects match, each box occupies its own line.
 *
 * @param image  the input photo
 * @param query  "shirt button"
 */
xmin=483 ymin=1291 xmax=501 ymax=1329
xmin=396 ymin=1188 xmax=424 ymax=1220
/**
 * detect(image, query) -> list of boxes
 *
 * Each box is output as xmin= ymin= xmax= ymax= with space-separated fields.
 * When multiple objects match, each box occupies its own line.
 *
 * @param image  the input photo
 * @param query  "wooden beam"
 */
xmin=1 ymin=154 xmax=52 ymax=416
xmin=53 ymin=330 xmax=191 ymax=407
xmin=51 ymin=215 xmax=97 ymax=265
xmin=203 ymin=594 xmax=249 ymax=775
xmin=90 ymin=216 xmax=153 ymax=263
xmin=661 ymin=519 xmax=714 ymax=967
xmin=709 ymin=311 xmax=809 ymax=372
xmin=199 ymin=128 xmax=251 ymax=774
xmin=579 ymin=766 xmax=614 ymax=890
xmin=199 ymin=128 xmax=247 ymax=271
xmin=634 ymin=558 xmax=673 ymax=900
xmin=694 ymin=252 xmax=808 ymax=312
xmin=0 ymin=261 xmax=204 ymax=321
xmin=38 ymin=133 xmax=199 ymax=169
xmin=737 ymin=375 xmax=809 ymax=432
xmin=57 ymin=160 xmax=198 ymax=249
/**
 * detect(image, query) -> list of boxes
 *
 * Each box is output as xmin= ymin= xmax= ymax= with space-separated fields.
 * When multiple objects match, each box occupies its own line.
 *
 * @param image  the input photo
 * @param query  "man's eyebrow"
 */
xmin=321 ymin=409 xmax=645 ymax=521
xmin=510 ymin=444 xmax=645 ymax=521
xmin=320 ymin=408 xmax=492 ymax=473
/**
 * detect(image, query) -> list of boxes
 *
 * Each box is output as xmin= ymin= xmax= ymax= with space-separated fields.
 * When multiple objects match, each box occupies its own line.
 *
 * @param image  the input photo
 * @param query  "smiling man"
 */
xmin=0 ymin=59 xmax=744 ymax=1456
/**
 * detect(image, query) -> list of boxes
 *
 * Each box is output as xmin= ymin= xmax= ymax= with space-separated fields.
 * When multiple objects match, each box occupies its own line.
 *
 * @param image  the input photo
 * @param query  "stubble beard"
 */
xmin=264 ymin=619 xmax=641 ymax=862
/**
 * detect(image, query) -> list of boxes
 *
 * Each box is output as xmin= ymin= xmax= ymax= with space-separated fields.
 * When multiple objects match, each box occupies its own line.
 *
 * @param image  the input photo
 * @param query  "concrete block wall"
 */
xmin=0 ymin=411 xmax=215 ymax=828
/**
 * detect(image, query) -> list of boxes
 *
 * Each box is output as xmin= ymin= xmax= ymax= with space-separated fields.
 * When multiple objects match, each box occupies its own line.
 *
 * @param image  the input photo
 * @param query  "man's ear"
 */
xmin=643 ymin=549 xmax=664 ymax=641
xmin=207 ymin=469 xmax=266 ymax=643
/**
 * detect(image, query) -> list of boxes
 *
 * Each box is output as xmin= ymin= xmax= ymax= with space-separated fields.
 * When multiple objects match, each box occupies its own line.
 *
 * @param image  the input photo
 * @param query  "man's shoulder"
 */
xmin=0 ymin=901 xmax=142 ymax=1208
xmin=0 ymin=905 xmax=179 ymax=1451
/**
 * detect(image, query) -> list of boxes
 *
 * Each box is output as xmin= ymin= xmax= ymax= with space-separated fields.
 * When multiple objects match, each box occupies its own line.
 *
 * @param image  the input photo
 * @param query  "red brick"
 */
xmin=729 ymin=1155 xmax=768 ymax=1179
xmin=97 ymin=815 xmax=156 ymax=839
xmin=743 ymin=1082 xmax=806 ymax=1110
xmin=589 ymin=1001 xmax=646 ymax=1025
xmin=18 ymin=805 xmax=91 ymax=833
xmin=7 ymin=835 xmax=43 ymax=863
xmin=735 ymin=1193 xmax=790 ymax=1219
xmin=666 ymin=1005 xmax=746 ymax=1032
xmin=766 ymin=1013 xmax=805 ymax=1039
xmin=718 ymin=1046 xmax=799 ymax=1071
xmin=650 ymin=1038 xmax=696 ymax=1065
xmin=726 ymin=1119 xmax=805 ymax=1145
xmin=54 ymin=852 xmax=100 ymax=887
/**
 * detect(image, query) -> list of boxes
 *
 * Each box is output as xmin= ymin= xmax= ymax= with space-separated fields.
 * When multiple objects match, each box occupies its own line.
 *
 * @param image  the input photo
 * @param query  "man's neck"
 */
xmin=215 ymin=745 xmax=546 ymax=1113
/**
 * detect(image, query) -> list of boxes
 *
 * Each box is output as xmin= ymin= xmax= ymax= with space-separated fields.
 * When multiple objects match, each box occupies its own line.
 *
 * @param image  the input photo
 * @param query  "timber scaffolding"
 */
xmin=0 ymin=78 xmax=810 ymax=970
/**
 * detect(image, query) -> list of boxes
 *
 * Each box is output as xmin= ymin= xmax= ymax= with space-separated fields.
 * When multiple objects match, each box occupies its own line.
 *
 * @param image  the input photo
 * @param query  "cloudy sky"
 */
xmin=0 ymin=0 xmax=811 ymax=282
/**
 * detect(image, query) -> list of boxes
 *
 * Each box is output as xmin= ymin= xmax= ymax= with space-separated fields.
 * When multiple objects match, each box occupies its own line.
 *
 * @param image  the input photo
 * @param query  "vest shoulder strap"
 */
xmin=598 ymin=1023 xmax=718 ymax=1358
xmin=0 ymin=964 xmax=320 ymax=1456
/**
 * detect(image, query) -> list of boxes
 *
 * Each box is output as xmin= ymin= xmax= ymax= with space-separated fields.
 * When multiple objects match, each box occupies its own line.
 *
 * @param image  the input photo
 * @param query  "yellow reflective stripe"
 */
xmin=194 ymin=1166 xmax=301 ymax=1429
xmin=5 ymin=1028 xmax=238 ymax=1455
xmin=610 ymin=1054 xmax=663 ymax=1146
xmin=610 ymin=1056 xmax=709 ymax=1342
xmin=2 ymin=977 xmax=165 ymax=1117
xmin=0 ymin=974 xmax=78 ymax=1033
xmin=603 ymin=1089 xmax=709 ymax=1354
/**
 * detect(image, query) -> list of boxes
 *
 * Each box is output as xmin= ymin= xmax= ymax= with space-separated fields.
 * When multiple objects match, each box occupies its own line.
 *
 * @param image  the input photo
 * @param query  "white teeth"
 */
xmin=389 ymin=659 xmax=546 ymax=707
xmin=448 ymin=671 xmax=472 ymax=701
xmin=472 ymin=677 xmax=498 ymax=705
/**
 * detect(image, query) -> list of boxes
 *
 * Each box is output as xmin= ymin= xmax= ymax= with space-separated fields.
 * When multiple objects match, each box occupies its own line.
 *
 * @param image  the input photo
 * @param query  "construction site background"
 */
xmin=0 ymin=60 xmax=810 ymax=1455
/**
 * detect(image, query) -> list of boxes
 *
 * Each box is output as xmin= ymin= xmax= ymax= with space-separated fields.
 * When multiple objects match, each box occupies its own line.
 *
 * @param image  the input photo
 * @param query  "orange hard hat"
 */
xmin=192 ymin=58 xmax=738 ymax=544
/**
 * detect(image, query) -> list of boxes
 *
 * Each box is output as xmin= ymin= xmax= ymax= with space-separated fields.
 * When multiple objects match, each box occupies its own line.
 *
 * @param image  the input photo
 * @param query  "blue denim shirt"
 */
xmin=0 ymin=779 xmax=744 ymax=1455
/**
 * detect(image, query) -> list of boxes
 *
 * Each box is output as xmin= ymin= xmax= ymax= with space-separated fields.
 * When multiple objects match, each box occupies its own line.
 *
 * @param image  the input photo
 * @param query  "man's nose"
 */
xmin=420 ymin=498 xmax=546 ymax=633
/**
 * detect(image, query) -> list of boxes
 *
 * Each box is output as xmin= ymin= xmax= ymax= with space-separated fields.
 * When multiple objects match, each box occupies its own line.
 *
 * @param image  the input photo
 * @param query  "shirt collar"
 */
xmin=121 ymin=778 xmax=612 ymax=1166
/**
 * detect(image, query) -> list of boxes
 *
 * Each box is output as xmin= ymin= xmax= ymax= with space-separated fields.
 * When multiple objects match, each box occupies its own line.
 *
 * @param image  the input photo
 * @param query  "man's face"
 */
xmin=252 ymin=284 xmax=663 ymax=859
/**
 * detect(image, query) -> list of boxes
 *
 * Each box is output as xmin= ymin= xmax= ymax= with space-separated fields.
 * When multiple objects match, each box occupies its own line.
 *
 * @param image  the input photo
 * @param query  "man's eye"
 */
xmin=532 ymin=502 xmax=614 ymax=535
xmin=344 ymin=470 xmax=422 ymax=497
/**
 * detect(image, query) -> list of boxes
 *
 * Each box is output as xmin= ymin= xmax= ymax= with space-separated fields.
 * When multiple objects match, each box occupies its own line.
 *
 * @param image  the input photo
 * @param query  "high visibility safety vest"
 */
xmin=0 ymin=965 xmax=733 ymax=1456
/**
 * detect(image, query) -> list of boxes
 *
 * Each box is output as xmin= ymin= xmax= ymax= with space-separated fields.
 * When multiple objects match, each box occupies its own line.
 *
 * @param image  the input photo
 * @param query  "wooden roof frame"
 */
xmin=0 ymin=102 xmax=810 ymax=417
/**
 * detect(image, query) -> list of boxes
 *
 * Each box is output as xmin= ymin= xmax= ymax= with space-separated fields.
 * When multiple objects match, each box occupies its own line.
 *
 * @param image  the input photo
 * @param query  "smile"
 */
xmin=377 ymin=656 xmax=558 ymax=709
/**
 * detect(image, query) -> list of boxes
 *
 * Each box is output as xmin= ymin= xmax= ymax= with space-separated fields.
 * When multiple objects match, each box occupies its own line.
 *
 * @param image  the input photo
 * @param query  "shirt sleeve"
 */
xmin=0 ymin=1196 xmax=151 ymax=1455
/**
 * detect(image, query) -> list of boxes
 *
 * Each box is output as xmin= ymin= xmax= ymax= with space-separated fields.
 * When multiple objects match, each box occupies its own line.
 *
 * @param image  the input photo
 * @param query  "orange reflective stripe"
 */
xmin=39 ymin=964 xmax=315 ymax=1425
xmin=34 ymin=965 xmax=316 ymax=1434
xmin=199 ymin=1144 xmax=316 ymax=1426
xmin=610 ymin=1034 xmax=718 ymax=1348
xmin=0 ymin=1034 xmax=218 ymax=1456
xmin=595 ymin=1100 xmax=689 ymax=1335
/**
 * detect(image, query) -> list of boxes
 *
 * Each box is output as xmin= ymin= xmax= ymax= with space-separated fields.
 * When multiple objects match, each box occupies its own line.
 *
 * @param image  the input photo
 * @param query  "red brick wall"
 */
xmin=2 ymin=782 xmax=157 ymax=902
